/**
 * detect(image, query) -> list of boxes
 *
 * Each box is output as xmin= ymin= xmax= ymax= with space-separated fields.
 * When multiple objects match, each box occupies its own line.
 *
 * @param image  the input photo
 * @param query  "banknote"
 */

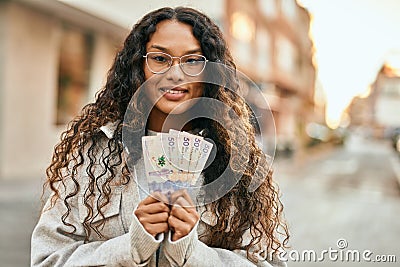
xmin=168 ymin=130 xmax=208 ymax=180
xmin=142 ymin=130 xmax=213 ymax=195
xmin=142 ymin=136 xmax=173 ymax=183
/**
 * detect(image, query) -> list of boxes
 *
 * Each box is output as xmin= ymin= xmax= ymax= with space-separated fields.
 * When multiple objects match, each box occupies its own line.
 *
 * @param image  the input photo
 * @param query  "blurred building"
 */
xmin=370 ymin=64 xmax=400 ymax=137
xmin=225 ymin=0 xmax=316 ymax=155
xmin=347 ymin=63 xmax=400 ymax=138
xmin=0 ymin=0 xmax=317 ymax=179
xmin=346 ymin=96 xmax=371 ymax=127
xmin=0 ymin=0 xmax=125 ymax=179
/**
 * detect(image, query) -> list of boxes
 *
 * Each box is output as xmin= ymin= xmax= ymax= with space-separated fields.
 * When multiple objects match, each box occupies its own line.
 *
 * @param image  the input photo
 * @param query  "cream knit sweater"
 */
xmin=31 ymin=123 xmax=286 ymax=267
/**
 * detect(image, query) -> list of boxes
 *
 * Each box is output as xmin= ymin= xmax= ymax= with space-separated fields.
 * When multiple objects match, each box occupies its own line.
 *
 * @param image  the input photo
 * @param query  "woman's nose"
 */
xmin=166 ymin=59 xmax=185 ymax=81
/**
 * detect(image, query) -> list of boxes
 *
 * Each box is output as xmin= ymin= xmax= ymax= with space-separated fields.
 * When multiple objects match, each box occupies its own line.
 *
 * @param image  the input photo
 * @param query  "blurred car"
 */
xmin=391 ymin=127 xmax=400 ymax=154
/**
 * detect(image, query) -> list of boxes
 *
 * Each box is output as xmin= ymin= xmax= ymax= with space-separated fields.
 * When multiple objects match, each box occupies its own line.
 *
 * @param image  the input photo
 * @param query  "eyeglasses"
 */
xmin=143 ymin=52 xmax=207 ymax=76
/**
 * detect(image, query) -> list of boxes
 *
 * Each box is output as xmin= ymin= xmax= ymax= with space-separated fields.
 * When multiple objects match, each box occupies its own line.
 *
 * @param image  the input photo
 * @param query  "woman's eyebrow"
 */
xmin=149 ymin=44 xmax=202 ymax=54
xmin=185 ymin=48 xmax=202 ymax=54
xmin=149 ymin=44 xmax=167 ymax=51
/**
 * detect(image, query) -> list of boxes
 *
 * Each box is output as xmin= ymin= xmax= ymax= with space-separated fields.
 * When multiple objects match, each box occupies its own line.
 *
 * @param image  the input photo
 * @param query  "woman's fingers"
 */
xmin=134 ymin=190 xmax=200 ymax=240
xmin=170 ymin=202 xmax=199 ymax=224
xmin=168 ymin=191 xmax=200 ymax=241
xmin=168 ymin=215 xmax=192 ymax=241
xmin=135 ymin=201 xmax=169 ymax=216
xmin=151 ymin=191 xmax=170 ymax=203
xmin=143 ymin=222 xmax=169 ymax=237
xmin=170 ymin=191 xmax=198 ymax=222
xmin=140 ymin=192 xmax=169 ymax=205
xmin=137 ymin=210 xmax=170 ymax=224
xmin=170 ymin=189 xmax=195 ymax=207
xmin=134 ymin=193 xmax=170 ymax=237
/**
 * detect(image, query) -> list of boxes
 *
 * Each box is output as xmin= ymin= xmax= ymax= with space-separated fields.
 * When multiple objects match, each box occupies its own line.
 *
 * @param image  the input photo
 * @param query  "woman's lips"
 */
xmin=160 ymin=87 xmax=188 ymax=101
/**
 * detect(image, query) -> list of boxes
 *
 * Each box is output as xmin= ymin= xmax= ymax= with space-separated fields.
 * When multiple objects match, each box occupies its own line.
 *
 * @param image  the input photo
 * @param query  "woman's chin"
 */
xmin=157 ymin=99 xmax=201 ymax=115
xmin=161 ymin=104 xmax=192 ymax=115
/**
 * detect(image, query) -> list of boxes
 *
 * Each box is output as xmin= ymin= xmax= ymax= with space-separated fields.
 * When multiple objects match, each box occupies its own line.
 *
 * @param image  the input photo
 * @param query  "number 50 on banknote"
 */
xmin=142 ymin=130 xmax=213 ymax=195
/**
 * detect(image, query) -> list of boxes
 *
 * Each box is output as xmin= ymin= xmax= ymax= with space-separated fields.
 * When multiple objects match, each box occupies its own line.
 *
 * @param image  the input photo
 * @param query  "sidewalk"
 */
xmin=0 ymin=177 xmax=43 ymax=267
xmin=273 ymin=142 xmax=338 ymax=176
xmin=274 ymin=136 xmax=400 ymax=266
xmin=389 ymin=153 xmax=400 ymax=188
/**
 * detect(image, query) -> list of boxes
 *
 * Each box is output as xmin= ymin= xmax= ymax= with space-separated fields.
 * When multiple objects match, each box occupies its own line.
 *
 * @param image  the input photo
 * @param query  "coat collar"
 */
xmin=99 ymin=121 xmax=119 ymax=139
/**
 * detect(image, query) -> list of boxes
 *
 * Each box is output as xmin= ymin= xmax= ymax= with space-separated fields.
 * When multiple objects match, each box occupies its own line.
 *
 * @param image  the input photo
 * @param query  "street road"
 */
xmin=0 ymin=178 xmax=42 ymax=267
xmin=275 ymin=134 xmax=400 ymax=266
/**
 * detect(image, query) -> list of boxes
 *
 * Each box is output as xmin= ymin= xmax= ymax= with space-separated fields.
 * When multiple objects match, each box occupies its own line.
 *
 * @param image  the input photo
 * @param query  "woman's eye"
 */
xmin=152 ymin=55 xmax=168 ymax=63
xmin=185 ymin=57 xmax=203 ymax=64
xmin=186 ymin=58 xmax=197 ymax=63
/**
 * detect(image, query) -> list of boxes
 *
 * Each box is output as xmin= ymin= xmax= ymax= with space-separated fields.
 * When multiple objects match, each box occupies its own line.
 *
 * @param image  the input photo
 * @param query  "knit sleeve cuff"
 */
xmin=163 ymin=222 xmax=198 ymax=266
xmin=130 ymin=212 xmax=164 ymax=264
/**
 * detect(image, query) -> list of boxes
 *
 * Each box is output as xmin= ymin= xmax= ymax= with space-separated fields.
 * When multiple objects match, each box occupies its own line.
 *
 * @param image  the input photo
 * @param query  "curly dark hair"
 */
xmin=44 ymin=6 xmax=289 ymax=262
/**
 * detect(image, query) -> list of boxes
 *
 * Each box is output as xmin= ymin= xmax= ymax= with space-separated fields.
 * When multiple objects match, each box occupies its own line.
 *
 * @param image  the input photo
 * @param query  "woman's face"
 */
xmin=143 ymin=20 xmax=204 ymax=115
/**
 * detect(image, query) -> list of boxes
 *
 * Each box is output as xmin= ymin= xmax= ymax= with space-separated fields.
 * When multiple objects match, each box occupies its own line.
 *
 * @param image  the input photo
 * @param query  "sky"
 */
xmin=298 ymin=0 xmax=400 ymax=128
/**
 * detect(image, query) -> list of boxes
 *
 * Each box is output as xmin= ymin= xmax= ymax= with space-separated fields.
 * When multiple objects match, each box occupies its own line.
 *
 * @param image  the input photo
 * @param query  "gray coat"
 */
xmin=31 ymin=123 xmax=287 ymax=267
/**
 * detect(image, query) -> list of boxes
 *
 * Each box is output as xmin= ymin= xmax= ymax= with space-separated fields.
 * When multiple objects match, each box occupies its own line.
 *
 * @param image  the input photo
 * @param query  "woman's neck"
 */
xmin=147 ymin=108 xmax=193 ymax=133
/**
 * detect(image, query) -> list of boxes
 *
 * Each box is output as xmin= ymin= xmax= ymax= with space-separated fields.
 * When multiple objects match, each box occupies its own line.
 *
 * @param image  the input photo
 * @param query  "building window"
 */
xmin=257 ymin=29 xmax=271 ymax=75
xmin=230 ymin=12 xmax=255 ymax=66
xmin=259 ymin=0 xmax=277 ymax=18
xmin=280 ymin=0 xmax=297 ymax=20
xmin=382 ymin=80 xmax=400 ymax=97
xmin=56 ymin=25 xmax=93 ymax=125
xmin=275 ymin=35 xmax=295 ymax=74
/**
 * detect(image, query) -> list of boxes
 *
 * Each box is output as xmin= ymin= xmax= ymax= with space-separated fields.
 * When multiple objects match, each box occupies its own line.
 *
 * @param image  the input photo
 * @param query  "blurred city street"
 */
xmin=0 ymin=132 xmax=399 ymax=266
xmin=1 ymin=0 xmax=400 ymax=267
xmin=275 ymin=133 xmax=400 ymax=266
xmin=0 ymin=178 xmax=43 ymax=267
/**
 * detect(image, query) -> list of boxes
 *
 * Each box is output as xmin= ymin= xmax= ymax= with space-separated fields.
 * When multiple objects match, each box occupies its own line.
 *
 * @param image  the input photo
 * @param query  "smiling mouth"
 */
xmin=160 ymin=88 xmax=188 ymax=94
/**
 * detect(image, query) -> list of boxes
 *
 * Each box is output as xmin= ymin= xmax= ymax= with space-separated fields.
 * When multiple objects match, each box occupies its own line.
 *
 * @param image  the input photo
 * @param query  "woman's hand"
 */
xmin=168 ymin=190 xmax=200 ymax=241
xmin=134 ymin=192 xmax=170 ymax=237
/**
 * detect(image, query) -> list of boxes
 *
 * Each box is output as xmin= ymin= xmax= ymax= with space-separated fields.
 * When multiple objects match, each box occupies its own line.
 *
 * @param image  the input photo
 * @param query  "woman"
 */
xmin=31 ymin=7 xmax=289 ymax=267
